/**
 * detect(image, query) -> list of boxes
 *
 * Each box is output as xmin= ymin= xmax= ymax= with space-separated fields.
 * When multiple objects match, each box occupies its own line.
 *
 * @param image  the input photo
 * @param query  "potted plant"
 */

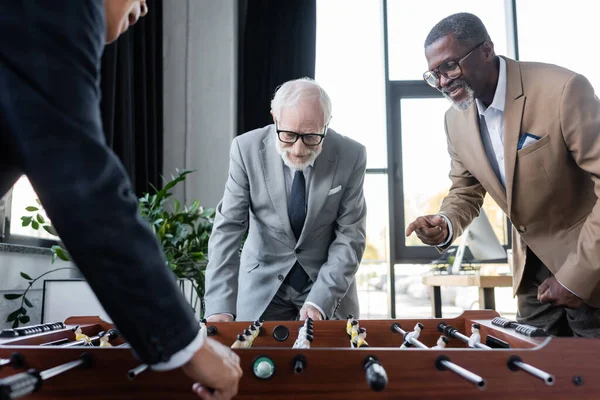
xmin=4 ymin=169 xmax=214 ymax=328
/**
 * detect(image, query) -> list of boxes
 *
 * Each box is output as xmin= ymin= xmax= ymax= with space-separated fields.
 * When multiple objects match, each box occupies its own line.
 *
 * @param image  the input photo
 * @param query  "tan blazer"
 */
xmin=439 ymin=56 xmax=600 ymax=307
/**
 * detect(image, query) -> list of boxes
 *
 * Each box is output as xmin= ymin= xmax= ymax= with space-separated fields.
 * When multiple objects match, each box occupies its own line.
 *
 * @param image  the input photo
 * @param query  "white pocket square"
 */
xmin=328 ymin=185 xmax=342 ymax=195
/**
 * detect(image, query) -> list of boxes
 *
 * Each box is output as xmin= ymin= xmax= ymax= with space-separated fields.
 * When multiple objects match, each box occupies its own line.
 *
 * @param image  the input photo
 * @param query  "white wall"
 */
xmin=163 ymin=0 xmax=238 ymax=209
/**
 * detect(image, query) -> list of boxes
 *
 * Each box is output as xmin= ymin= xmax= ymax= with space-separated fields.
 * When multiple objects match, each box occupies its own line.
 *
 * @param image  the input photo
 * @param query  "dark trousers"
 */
xmin=517 ymin=248 xmax=600 ymax=337
xmin=0 ymin=1 xmax=197 ymax=364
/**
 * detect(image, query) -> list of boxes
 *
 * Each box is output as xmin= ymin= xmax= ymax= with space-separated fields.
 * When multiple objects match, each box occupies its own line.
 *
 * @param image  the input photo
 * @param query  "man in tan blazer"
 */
xmin=406 ymin=12 xmax=600 ymax=337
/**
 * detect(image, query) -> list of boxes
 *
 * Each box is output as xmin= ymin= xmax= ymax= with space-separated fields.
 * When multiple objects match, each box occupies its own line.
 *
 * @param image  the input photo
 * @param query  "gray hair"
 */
xmin=424 ymin=12 xmax=490 ymax=49
xmin=270 ymin=77 xmax=332 ymax=126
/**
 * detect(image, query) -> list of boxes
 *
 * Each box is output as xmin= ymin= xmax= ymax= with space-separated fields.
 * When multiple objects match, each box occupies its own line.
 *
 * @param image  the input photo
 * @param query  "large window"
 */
xmin=386 ymin=0 xmax=509 ymax=80
xmin=516 ymin=0 xmax=600 ymax=91
xmin=2 ymin=176 xmax=56 ymax=244
xmin=316 ymin=0 xmax=389 ymax=318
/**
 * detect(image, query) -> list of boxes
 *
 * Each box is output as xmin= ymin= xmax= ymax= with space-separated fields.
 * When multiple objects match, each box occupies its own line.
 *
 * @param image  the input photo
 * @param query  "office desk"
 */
xmin=422 ymin=274 xmax=513 ymax=317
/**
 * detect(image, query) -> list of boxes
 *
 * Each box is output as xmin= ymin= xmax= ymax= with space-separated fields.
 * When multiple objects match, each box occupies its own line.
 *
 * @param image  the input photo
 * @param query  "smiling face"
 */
xmin=104 ymin=0 xmax=148 ymax=43
xmin=425 ymin=34 xmax=494 ymax=111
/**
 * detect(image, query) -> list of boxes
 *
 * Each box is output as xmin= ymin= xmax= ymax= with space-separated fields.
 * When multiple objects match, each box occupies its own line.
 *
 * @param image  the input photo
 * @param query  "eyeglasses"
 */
xmin=276 ymin=122 xmax=327 ymax=146
xmin=423 ymin=41 xmax=485 ymax=88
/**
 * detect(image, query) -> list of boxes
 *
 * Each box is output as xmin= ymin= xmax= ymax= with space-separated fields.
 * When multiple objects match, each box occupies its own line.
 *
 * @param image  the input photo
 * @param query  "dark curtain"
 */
xmin=237 ymin=0 xmax=317 ymax=135
xmin=100 ymin=0 xmax=163 ymax=196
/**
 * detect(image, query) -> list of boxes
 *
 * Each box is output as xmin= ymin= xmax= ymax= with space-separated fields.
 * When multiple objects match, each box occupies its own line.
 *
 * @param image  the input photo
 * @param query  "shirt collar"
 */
xmin=476 ymin=56 xmax=507 ymax=116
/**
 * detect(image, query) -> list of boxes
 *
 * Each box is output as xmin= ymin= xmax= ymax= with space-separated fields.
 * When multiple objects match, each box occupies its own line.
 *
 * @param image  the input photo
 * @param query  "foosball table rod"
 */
xmin=0 ymin=353 xmax=24 ymax=369
xmin=392 ymin=323 xmax=486 ymax=390
xmin=127 ymin=364 xmax=148 ymax=380
xmin=0 ymin=353 xmax=92 ymax=400
xmin=438 ymin=322 xmax=555 ymax=386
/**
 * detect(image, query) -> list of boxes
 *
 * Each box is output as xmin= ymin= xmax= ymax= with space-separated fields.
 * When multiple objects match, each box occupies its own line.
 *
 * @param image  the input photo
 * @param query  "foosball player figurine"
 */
xmin=350 ymin=320 xmax=359 ymax=347
xmin=231 ymin=334 xmax=249 ymax=349
xmin=99 ymin=331 xmax=112 ymax=348
xmin=356 ymin=327 xmax=369 ymax=348
xmin=400 ymin=322 xmax=424 ymax=349
xmin=297 ymin=334 xmax=313 ymax=349
xmin=468 ymin=323 xmax=481 ymax=348
xmin=73 ymin=325 xmax=92 ymax=345
xmin=249 ymin=324 xmax=259 ymax=340
xmin=432 ymin=335 xmax=448 ymax=349
xmin=346 ymin=315 xmax=355 ymax=339
xmin=243 ymin=329 xmax=254 ymax=345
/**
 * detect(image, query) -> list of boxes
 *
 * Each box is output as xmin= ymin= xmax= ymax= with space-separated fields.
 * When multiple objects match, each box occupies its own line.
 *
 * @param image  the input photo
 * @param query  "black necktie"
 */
xmin=288 ymin=170 xmax=306 ymax=239
xmin=285 ymin=170 xmax=309 ymax=291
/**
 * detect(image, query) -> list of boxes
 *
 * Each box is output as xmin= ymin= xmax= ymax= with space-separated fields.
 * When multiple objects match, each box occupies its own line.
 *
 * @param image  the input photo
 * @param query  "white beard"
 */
xmin=442 ymin=80 xmax=475 ymax=111
xmin=276 ymin=139 xmax=322 ymax=171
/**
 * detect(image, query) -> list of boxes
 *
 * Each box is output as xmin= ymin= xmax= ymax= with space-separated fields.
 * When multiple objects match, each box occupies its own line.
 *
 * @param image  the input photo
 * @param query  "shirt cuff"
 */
xmin=437 ymin=213 xmax=453 ymax=247
xmin=556 ymin=278 xmax=582 ymax=299
xmin=207 ymin=313 xmax=235 ymax=320
xmin=304 ymin=301 xmax=325 ymax=319
xmin=150 ymin=328 xmax=205 ymax=371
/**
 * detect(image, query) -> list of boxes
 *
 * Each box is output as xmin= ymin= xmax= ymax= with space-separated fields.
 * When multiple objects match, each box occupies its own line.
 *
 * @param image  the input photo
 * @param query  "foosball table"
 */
xmin=0 ymin=310 xmax=598 ymax=399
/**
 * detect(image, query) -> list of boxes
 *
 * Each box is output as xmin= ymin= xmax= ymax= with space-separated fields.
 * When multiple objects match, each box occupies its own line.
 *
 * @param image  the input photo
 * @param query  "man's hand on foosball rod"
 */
xmin=537 ymin=277 xmax=583 ymax=309
xmin=182 ymin=337 xmax=243 ymax=400
xmin=299 ymin=304 xmax=323 ymax=321
xmin=405 ymin=215 xmax=448 ymax=246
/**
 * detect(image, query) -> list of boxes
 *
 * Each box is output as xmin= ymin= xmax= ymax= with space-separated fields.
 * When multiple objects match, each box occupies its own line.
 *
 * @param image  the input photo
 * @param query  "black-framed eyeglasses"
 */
xmin=423 ymin=41 xmax=485 ymax=88
xmin=275 ymin=121 xmax=327 ymax=146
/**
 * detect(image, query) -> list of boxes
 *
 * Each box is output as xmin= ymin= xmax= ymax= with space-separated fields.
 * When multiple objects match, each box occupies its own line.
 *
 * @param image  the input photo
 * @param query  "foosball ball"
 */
xmin=0 ymin=310 xmax=599 ymax=399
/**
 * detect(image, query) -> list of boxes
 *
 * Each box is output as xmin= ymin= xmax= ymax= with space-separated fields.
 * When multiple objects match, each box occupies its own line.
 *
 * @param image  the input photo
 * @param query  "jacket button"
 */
xmin=518 ymin=225 xmax=527 ymax=233
xmin=278 ymin=275 xmax=284 ymax=281
xmin=295 ymin=248 xmax=303 ymax=254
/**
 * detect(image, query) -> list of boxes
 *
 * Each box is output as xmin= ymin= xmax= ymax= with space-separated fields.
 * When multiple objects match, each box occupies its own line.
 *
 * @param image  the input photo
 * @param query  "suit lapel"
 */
xmin=455 ymin=106 xmax=507 ymax=211
xmin=299 ymin=136 xmax=338 ymax=245
xmin=260 ymin=128 xmax=296 ymax=243
xmin=502 ymin=57 xmax=525 ymax=216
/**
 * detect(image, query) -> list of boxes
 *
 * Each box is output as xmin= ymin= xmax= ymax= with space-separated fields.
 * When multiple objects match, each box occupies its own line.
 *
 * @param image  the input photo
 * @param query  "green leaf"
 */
xmin=36 ymin=214 xmax=45 ymax=224
xmin=31 ymin=220 xmax=39 ymax=230
xmin=23 ymin=297 xmax=33 ymax=308
xmin=36 ymin=198 xmax=42 ymax=206
xmin=18 ymin=315 xmax=30 ymax=324
xmin=20 ymin=272 xmax=32 ymax=280
xmin=4 ymin=293 xmax=22 ymax=300
xmin=25 ymin=206 xmax=39 ymax=212
xmin=21 ymin=216 xmax=32 ymax=227
xmin=12 ymin=320 xmax=19 ymax=328
xmin=43 ymin=225 xmax=58 ymax=236
xmin=7 ymin=309 xmax=22 ymax=322
xmin=53 ymin=246 xmax=70 ymax=261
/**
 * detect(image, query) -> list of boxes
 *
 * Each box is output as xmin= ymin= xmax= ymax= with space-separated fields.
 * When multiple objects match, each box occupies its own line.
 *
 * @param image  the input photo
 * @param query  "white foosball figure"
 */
xmin=199 ymin=319 xmax=207 ymax=339
xmin=99 ymin=333 xmax=112 ymax=347
xmin=296 ymin=334 xmax=313 ymax=349
xmin=293 ymin=319 xmax=314 ymax=349
xmin=468 ymin=323 xmax=481 ymax=347
xmin=432 ymin=335 xmax=448 ymax=349
xmin=400 ymin=322 xmax=424 ymax=349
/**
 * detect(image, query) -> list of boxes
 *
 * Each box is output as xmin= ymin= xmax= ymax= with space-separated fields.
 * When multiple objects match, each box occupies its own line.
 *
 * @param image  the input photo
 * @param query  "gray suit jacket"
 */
xmin=204 ymin=124 xmax=367 ymax=321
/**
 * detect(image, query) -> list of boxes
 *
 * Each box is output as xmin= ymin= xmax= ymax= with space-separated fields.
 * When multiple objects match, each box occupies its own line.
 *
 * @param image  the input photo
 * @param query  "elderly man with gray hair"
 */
xmin=204 ymin=77 xmax=367 ymax=322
